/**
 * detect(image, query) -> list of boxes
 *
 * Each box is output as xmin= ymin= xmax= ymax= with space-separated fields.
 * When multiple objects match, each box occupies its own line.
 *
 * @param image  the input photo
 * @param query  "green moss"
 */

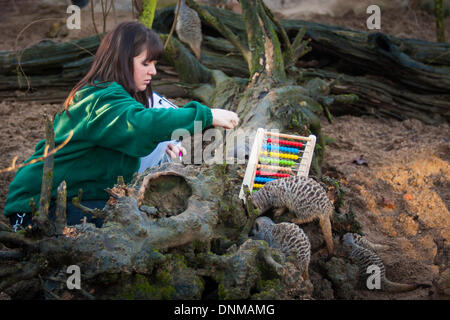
xmin=253 ymin=278 xmax=284 ymax=299
xmin=139 ymin=0 xmax=157 ymax=28
xmin=120 ymin=274 xmax=176 ymax=300
xmin=172 ymin=253 xmax=188 ymax=268
xmin=156 ymin=271 xmax=172 ymax=284
xmin=218 ymin=283 xmax=227 ymax=300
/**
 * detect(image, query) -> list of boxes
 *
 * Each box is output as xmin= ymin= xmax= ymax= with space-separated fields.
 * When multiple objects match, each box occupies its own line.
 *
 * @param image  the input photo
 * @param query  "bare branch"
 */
xmin=13 ymin=17 xmax=65 ymax=91
xmin=91 ymin=0 xmax=101 ymax=41
xmin=55 ymin=181 xmax=67 ymax=234
xmin=71 ymin=197 xmax=106 ymax=220
xmin=0 ymin=130 xmax=73 ymax=174
xmin=164 ymin=0 xmax=182 ymax=50
xmin=36 ymin=115 xmax=55 ymax=231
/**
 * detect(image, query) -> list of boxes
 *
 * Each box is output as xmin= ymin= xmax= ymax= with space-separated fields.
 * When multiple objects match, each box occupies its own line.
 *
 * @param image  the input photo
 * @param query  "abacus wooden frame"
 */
xmin=239 ymin=128 xmax=316 ymax=201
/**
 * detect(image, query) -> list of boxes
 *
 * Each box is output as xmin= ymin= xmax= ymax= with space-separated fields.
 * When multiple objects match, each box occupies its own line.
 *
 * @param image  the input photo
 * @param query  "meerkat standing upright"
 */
xmin=250 ymin=176 xmax=334 ymax=255
xmin=175 ymin=0 xmax=203 ymax=60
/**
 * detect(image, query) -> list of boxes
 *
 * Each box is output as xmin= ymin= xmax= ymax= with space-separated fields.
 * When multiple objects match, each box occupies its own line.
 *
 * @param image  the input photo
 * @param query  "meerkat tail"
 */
xmin=319 ymin=214 xmax=334 ymax=255
xmin=303 ymin=264 xmax=309 ymax=281
xmin=382 ymin=279 xmax=424 ymax=293
xmin=369 ymin=243 xmax=390 ymax=251
xmin=273 ymin=207 xmax=288 ymax=217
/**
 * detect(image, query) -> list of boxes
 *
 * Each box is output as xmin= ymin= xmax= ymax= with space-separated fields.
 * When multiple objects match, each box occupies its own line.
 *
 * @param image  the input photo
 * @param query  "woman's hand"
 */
xmin=165 ymin=143 xmax=187 ymax=161
xmin=211 ymin=109 xmax=240 ymax=130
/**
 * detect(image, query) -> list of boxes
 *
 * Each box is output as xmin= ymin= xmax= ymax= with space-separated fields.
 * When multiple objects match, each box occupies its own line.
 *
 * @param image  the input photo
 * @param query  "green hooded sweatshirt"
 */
xmin=3 ymin=82 xmax=213 ymax=217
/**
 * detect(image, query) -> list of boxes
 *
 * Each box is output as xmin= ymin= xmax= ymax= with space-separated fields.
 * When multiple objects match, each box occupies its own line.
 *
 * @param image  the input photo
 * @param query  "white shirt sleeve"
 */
xmin=151 ymin=92 xmax=179 ymax=109
xmin=138 ymin=92 xmax=180 ymax=172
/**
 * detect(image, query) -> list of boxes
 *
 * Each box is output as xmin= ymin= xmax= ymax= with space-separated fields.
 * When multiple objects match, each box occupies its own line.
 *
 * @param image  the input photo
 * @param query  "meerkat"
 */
xmin=251 ymin=216 xmax=311 ymax=280
xmin=343 ymin=233 xmax=429 ymax=293
xmin=175 ymin=0 xmax=203 ymax=60
xmin=346 ymin=232 xmax=390 ymax=252
xmin=250 ymin=176 xmax=334 ymax=254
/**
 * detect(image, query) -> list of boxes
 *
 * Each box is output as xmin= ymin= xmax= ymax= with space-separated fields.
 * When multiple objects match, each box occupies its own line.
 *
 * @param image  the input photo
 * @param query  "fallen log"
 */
xmin=0 ymin=6 xmax=448 ymax=124
xmin=302 ymin=68 xmax=450 ymax=124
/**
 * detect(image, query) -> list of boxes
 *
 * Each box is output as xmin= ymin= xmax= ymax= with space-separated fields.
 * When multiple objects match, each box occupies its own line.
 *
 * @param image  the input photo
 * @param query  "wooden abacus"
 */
xmin=239 ymin=128 xmax=316 ymax=201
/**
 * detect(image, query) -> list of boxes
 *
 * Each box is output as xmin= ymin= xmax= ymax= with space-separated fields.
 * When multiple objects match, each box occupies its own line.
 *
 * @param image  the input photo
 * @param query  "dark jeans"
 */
xmin=9 ymin=199 xmax=107 ymax=230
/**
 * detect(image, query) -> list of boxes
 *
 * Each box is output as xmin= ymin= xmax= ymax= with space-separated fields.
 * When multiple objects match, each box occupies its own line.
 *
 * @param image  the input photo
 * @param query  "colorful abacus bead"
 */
xmin=260 ymin=151 xmax=300 ymax=160
xmin=255 ymin=171 xmax=291 ymax=178
xmin=258 ymin=157 xmax=297 ymax=166
xmin=254 ymin=177 xmax=275 ymax=183
xmin=267 ymin=138 xmax=303 ymax=148
xmin=263 ymin=145 xmax=300 ymax=154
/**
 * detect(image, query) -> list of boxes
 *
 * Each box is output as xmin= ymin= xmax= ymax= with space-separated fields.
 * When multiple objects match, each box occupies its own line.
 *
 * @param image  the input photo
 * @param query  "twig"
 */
xmin=36 ymin=115 xmax=55 ymax=229
xmin=29 ymin=198 xmax=37 ymax=216
xmin=55 ymin=181 xmax=67 ymax=234
xmin=105 ymin=188 xmax=120 ymax=199
xmin=91 ymin=0 xmax=101 ymax=41
xmin=164 ymin=0 xmax=182 ymax=50
xmin=111 ymin=0 xmax=117 ymax=25
xmin=71 ymin=198 xmax=105 ymax=220
xmin=13 ymin=18 xmax=65 ymax=91
xmin=0 ymin=130 xmax=73 ymax=174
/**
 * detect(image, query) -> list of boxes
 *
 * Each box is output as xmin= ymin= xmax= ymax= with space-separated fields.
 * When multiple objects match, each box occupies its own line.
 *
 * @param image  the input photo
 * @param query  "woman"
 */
xmin=4 ymin=21 xmax=239 ymax=229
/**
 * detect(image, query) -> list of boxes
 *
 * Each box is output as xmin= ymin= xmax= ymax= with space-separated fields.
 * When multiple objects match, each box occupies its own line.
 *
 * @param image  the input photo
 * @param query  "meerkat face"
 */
xmin=250 ymin=219 xmax=263 ymax=240
xmin=343 ymin=233 xmax=355 ymax=247
xmin=251 ymin=216 xmax=274 ymax=240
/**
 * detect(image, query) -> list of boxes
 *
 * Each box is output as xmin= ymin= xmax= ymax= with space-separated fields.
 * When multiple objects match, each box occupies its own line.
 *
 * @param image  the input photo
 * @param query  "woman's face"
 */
xmin=133 ymin=49 xmax=157 ymax=92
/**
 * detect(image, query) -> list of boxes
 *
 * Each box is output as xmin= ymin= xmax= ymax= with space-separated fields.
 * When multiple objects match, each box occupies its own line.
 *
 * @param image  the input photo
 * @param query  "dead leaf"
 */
xmin=381 ymin=196 xmax=395 ymax=209
xmin=403 ymin=193 xmax=414 ymax=201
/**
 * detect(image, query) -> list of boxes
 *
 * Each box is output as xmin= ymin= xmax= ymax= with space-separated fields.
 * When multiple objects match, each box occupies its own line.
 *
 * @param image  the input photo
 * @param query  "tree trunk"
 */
xmin=435 ymin=0 xmax=447 ymax=42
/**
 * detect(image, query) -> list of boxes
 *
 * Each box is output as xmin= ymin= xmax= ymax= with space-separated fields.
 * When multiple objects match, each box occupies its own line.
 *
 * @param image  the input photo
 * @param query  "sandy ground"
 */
xmin=0 ymin=1 xmax=449 ymax=300
xmin=321 ymin=115 xmax=449 ymax=300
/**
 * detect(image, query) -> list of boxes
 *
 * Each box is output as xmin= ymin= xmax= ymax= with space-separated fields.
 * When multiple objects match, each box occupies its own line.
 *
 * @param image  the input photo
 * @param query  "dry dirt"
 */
xmin=0 ymin=1 xmax=449 ymax=300
xmin=321 ymin=115 xmax=449 ymax=300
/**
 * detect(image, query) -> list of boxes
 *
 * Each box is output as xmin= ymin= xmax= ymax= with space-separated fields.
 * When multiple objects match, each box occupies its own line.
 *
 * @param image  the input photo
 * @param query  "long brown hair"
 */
xmin=63 ymin=22 xmax=164 ymax=115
